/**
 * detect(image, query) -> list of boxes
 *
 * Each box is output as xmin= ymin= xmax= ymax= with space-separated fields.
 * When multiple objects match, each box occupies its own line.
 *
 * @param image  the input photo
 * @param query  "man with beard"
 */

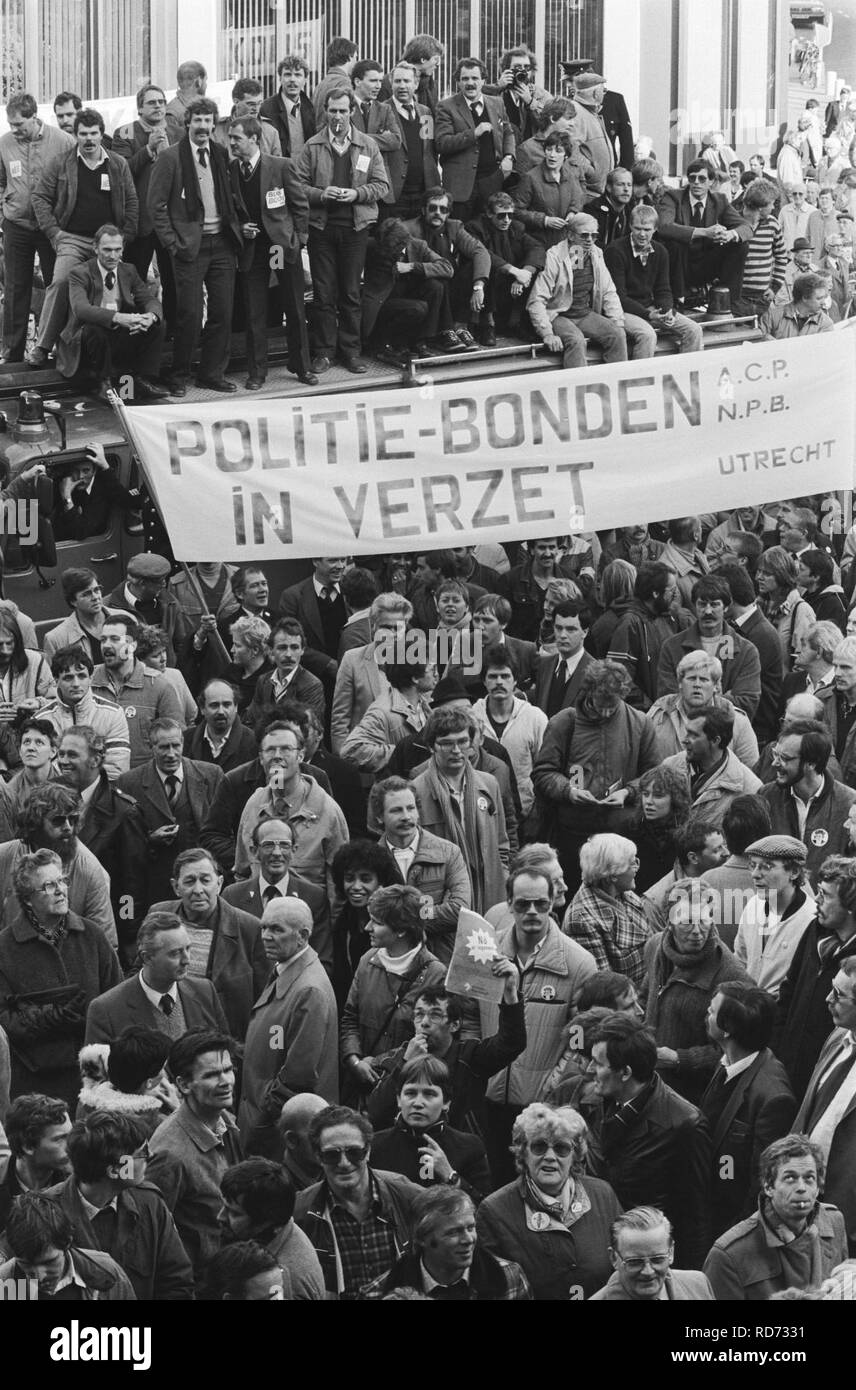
xmin=183 ymin=679 xmax=257 ymax=774
xmin=760 ymin=719 xmax=856 ymax=881
xmin=403 ymin=186 xmax=491 ymax=352
xmin=607 ymin=562 xmax=680 ymax=710
xmin=657 ymin=574 xmax=762 ymax=718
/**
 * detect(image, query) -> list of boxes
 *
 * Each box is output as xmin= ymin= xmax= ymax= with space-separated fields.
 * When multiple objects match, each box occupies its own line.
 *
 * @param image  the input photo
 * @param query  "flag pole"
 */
xmin=106 ymin=390 xmax=232 ymax=667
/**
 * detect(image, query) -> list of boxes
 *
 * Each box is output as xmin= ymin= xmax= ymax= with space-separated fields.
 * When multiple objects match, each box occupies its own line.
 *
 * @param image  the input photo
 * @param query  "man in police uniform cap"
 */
xmin=104 ymin=552 xmax=195 ymax=672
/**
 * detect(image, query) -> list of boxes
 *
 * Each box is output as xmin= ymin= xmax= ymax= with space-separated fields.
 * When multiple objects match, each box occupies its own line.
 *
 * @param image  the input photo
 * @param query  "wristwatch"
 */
xmin=447 ymin=1171 xmax=461 ymax=1187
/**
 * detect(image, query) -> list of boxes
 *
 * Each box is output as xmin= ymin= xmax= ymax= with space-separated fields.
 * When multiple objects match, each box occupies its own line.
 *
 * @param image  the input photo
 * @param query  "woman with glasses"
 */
xmin=475 ymin=1102 xmax=622 ymax=1300
xmin=565 ymin=834 xmax=654 ymax=987
xmin=340 ymin=884 xmax=445 ymax=1103
xmin=0 ymin=848 xmax=121 ymax=1108
xmin=513 ymin=132 xmax=587 ymax=249
xmin=0 ymin=782 xmax=118 ymax=949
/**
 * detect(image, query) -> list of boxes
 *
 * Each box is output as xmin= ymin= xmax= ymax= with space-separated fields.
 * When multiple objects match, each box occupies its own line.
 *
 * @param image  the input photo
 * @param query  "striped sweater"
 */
xmin=742 ymin=214 xmax=788 ymax=300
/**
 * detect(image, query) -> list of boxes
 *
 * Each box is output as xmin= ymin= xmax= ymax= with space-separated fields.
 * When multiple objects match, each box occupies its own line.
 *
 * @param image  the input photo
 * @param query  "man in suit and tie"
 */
xmin=116 ymin=718 xmax=225 ymax=910
xmin=382 ymin=62 xmax=441 ymax=223
xmin=260 ymin=56 xmax=316 ymax=160
xmin=221 ymin=814 xmax=329 ymax=944
xmin=227 ymin=115 xmax=315 ymax=391
xmin=243 ymin=619 xmax=326 ymax=732
xmin=701 ymin=981 xmax=796 ymax=1239
xmin=56 ymin=224 xmax=167 ymax=398
xmin=85 ymin=911 xmax=229 ymax=1044
xmin=471 ymin=595 xmax=538 ymax=695
xmin=147 ymin=96 xmax=246 ymax=396
xmin=183 ymin=679 xmax=257 ymax=774
xmin=279 ymin=557 xmax=351 ymax=664
xmin=238 ymin=897 xmax=338 ymax=1148
xmin=533 ymin=601 xmax=594 ymax=718
xmin=793 ymin=957 xmax=856 ymax=1251
xmin=656 ymin=159 xmax=751 ymax=304
xmin=349 ymin=61 xmax=402 ymax=159
xmin=435 ymin=57 xmax=515 ymax=224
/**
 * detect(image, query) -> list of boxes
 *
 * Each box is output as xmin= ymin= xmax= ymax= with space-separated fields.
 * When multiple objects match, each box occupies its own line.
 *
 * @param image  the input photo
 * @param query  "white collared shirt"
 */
xmin=420 ymin=1260 xmax=470 ymax=1292
xmin=732 ymin=604 xmax=758 ymax=628
xmin=385 ymin=832 xmax=419 ymax=880
xmin=313 ymin=576 xmax=341 ymax=600
xmin=557 ymin=646 xmax=586 ymax=683
xmin=722 ymin=1050 xmax=760 ymax=1082
xmin=77 ymin=147 xmax=109 ymax=168
xmin=327 ymin=127 xmax=352 ymax=155
xmin=157 ymin=764 xmax=184 ymax=790
xmin=138 ymin=970 xmax=177 ymax=1010
xmin=77 ymin=1189 xmax=119 ymax=1221
xmin=259 ymin=871 xmax=290 ymax=898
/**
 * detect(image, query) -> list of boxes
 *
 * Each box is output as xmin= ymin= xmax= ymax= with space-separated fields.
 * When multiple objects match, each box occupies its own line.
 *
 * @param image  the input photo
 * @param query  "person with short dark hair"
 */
xmin=760 ymin=717 xmax=856 ymax=881
xmin=296 ymin=86 xmax=389 ymax=375
xmin=370 ymin=1055 xmax=492 ymax=1201
xmin=655 ymin=158 xmax=750 ymax=306
xmin=658 ymin=573 xmax=763 ymax=718
xmin=242 ymin=618 xmax=326 ymax=730
xmin=46 ymin=1110 xmax=194 ymax=1299
xmin=43 ymin=569 xmax=117 ymax=668
xmin=295 ymin=1103 xmax=422 ymax=1298
xmin=703 ymin=1134 xmax=847 ymax=1298
xmin=660 ymin=699 xmax=762 ymax=826
xmin=773 ymin=856 xmax=856 ymax=1097
xmin=701 ymin=981 xmax=796 ymax=1237
xmin=183 ymin=678 xmax=257 ymax=773
xmin=76 ymin=1024 xmax=176 ymax=1135
xmin=28 ymin=110 xmax=138 ymax=366
xmin=588 ymin=1014 xmax=712 ymax=1267
xmin=435 ymin=58 xmax=515 ymax=224
xmin=0 ymin=1094 xmax=70 ymax=1232
xmin=312 ymin=37 xmax=361 ymax=119
xmin=112 ymin=83 xmax=180 ymax=331
xmin=200 ymin=1238 xmax=288 ymax=1299
xmin=148 ymin=95 xmax=247 ymax=395
xmin=146 ymin=1029 xmax=243 ymax=1282
xmin=218 ymin=1156 xmax=323 ymax=1299
xmin=43 ymin=647 xmax=131 ymax=778
xmin=212 ymin=79 xmax=282 ymax=157
xmin=760 ymin=269 xmax=834 ymax=336
xmin=260 ymin=56 xmax=316 ymax=159
xmin=0 ymin=1190 xmax=135 ymax=1299
xmin=607 ymin=562 xmax=681 ymax=710
xmin=0 ymin=91 xmax=73 ymax=363
xmin=360 ymin=216 xmax=453 ymax=364
xmin=164 ymin=60 xmax=208 ymax=137
xmin=464 ymin=192 xmax=546 ymax=344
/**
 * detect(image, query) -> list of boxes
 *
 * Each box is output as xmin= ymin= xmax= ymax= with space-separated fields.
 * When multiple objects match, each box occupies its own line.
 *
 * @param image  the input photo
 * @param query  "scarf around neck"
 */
xmin=425 ymin=759 xmax=487 ymax=912
xmin=660 ymin=928 xmax=719 ymax=974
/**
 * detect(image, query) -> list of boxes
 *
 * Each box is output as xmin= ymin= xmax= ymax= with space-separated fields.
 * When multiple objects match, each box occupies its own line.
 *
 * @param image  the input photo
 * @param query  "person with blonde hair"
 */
xmin=476 ymin=1102 xmax=622 ymax=1299
xmin=566 ymin=833 xmax=653 ymax=986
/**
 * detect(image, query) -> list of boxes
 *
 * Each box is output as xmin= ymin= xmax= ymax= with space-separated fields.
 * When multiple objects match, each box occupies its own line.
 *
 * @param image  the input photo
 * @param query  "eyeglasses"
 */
xmin=257 ymin=841 xmax=293 ymax=852
xmin=47 ymin=814 xmax=80 ymax=826
xmin=513 ymin=898 xmax=552 ymax=913
xmin=687 ymin=173 xmax=708 ymax=181
xmin=529 ymin=1140 xmax=573 ymax=1158
xmin=434 ymin=737 xmax=471 ymax=751
xmin=572 ymin=232 xmax=597 ymax=241
xmin=831 ymin=985 xmax=856 ymax=1003
xmin=615 ymin=1252 xmax=672 ymax=1272
xmin=319 ymin=1146 xmax=368 ymax=1167
xmin=426 ymin=203 xmax=450 ymax=214
xmin=33 ymin=878 xmax=69 ymax=896
xmin=493 ymin=211 xmax=514 ymax=219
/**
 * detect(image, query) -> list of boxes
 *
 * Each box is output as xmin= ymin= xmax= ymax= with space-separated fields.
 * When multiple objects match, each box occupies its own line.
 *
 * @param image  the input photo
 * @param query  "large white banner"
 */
xmin=123 ymin=333 xmax=856 ymax=561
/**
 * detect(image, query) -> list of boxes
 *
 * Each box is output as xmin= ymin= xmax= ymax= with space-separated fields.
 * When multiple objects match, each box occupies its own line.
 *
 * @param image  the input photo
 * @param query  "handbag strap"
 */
xmin=367 ymin=961 xmax=430 ymax=1056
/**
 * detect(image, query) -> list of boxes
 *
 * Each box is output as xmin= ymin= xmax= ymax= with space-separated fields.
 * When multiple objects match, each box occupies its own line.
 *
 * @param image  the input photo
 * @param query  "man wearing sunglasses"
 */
xmin=591 ymin=1206 xmax=714 ymax=1300
xmin=657 ymin=159 xmax=751 ymax=306
xmin=294 ymin=1104 xmax=421 ymax=1299
xmin=464 ymin=192 xmax=545 ymax=345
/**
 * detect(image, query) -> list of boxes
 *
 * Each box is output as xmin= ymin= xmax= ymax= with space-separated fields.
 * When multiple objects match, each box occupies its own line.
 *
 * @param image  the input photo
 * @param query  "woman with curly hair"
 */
xmin=330 ymin=839 xmax=401 ymax=1008
xmin=476 ymin=1102 xmax=622 ymax=1300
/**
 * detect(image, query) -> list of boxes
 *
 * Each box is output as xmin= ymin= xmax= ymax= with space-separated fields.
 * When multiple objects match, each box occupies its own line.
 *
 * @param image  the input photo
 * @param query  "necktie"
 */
xmin=692 ymin=199 xmax=704 ymax=226
xmin=805 ymin=1041 xmax=856 ymax=1131
xmin=159 ymin=994 xmax=174 ymax=1016
xmin=547 ymin=661 xmax=569 ymax=718
xmin=197 ymin=146 xmax=208 ymax=168
xmin=319 ymin=585 xmax=332 ymax=602
xmin=263 ymin=884 xmax=282 ymax=904
xmin=361 ymin=100 xmax=371 ymax=126
xmin=291 ymin=104 xmax=299 ymax=119
xmin=165 ymin=773 xmax=179 ymax=804
xmin=471 ymin=104 xmax=484 ymax=122
xmin=241 ymin=160 xmax=252 ymax=179
xmin=105 ymin=271 xmax=115 ymax=290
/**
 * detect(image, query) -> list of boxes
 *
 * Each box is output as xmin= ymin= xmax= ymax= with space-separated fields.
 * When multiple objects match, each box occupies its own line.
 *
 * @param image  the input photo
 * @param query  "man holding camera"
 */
xmin=486 ymin=47 xmax=552 ymax=146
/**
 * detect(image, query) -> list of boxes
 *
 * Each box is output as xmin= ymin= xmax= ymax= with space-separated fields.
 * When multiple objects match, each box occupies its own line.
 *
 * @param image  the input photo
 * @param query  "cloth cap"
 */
xmin=431 ymin=675 xmax=470 ymax=708
xmin=127 ymin=552 xmax=172 ymax=581
xmin=745 ymin=835 xmax=808 ymax=864
xmin=574 ymin=72 xmax=605 ymax=91
xmin=792 ymin=237 xmax=812 ymax=251
xmin=560 ymin=59 xmax=594 ymax=77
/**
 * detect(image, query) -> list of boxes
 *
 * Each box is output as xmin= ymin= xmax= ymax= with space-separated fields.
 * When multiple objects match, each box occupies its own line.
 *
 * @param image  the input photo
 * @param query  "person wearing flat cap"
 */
xmin=568 ymin=71 xmax=614 ymax=195
xmin=733 ymin=836 xmax=817 ymax=998
xmin=104 ymin=552 xmax=194 ymax=673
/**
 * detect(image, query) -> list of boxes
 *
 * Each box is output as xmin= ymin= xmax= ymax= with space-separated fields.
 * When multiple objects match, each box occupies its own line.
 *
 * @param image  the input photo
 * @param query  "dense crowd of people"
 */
xmin=1 ymin=39 xmax=856 ymax=1307
xmin=2 ymin=40 xmax=854 ymax=395
xmin=0 ymin=497 xmax=853 ymax=1301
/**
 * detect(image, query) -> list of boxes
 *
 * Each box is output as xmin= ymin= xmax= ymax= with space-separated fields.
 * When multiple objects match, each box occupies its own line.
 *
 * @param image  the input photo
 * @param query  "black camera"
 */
xmin=513 ymin=68 xmax=531 ymax=87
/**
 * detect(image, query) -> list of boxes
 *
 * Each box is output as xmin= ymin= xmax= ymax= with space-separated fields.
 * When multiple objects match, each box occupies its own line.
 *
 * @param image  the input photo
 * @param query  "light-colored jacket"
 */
xmin=294 ymin=127 xmax=389 ymax=231
xmin=661 ymin=750 xmax=762 ymax=828
xmin=734 ymin=891 xmax=816 ymax=997
xmin=470 ymin=696 xmax=547 ymax=815
xmin=0 ymin=839 xmax=117 ymax=948
xmin=647 ymin=693 xmax=759 ymax=769
xmin=330 ymin=643 xmax=387 ymax=755
xmin=235 ymin=775 xmax=349 ymax=901
xmin=238 ymin=945 xmax=338 ymax=1142
xmin=480 ymin=921 xmax=597 ymax=1107
xmin=40 ymin=688 xmax=131 ymax=780
xmin=341 ymin=687 xmax=426 ymax=773
xmin=527 ymin=240 xmax=623 ymax=340
xmin=0 ymin=123 xmax=74 ymax=229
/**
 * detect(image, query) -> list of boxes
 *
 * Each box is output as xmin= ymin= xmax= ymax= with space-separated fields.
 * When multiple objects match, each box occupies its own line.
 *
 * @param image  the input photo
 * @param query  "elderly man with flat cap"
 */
xmin=104 ymin=552 xmax=194 ymax=672
xmin=528 ymin=211 xmax=654 ymax=367
xmin=733 ymin=835 xmax=817 ymax=999
xmin=239 ymin=897 xmax=339 ymax=1150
